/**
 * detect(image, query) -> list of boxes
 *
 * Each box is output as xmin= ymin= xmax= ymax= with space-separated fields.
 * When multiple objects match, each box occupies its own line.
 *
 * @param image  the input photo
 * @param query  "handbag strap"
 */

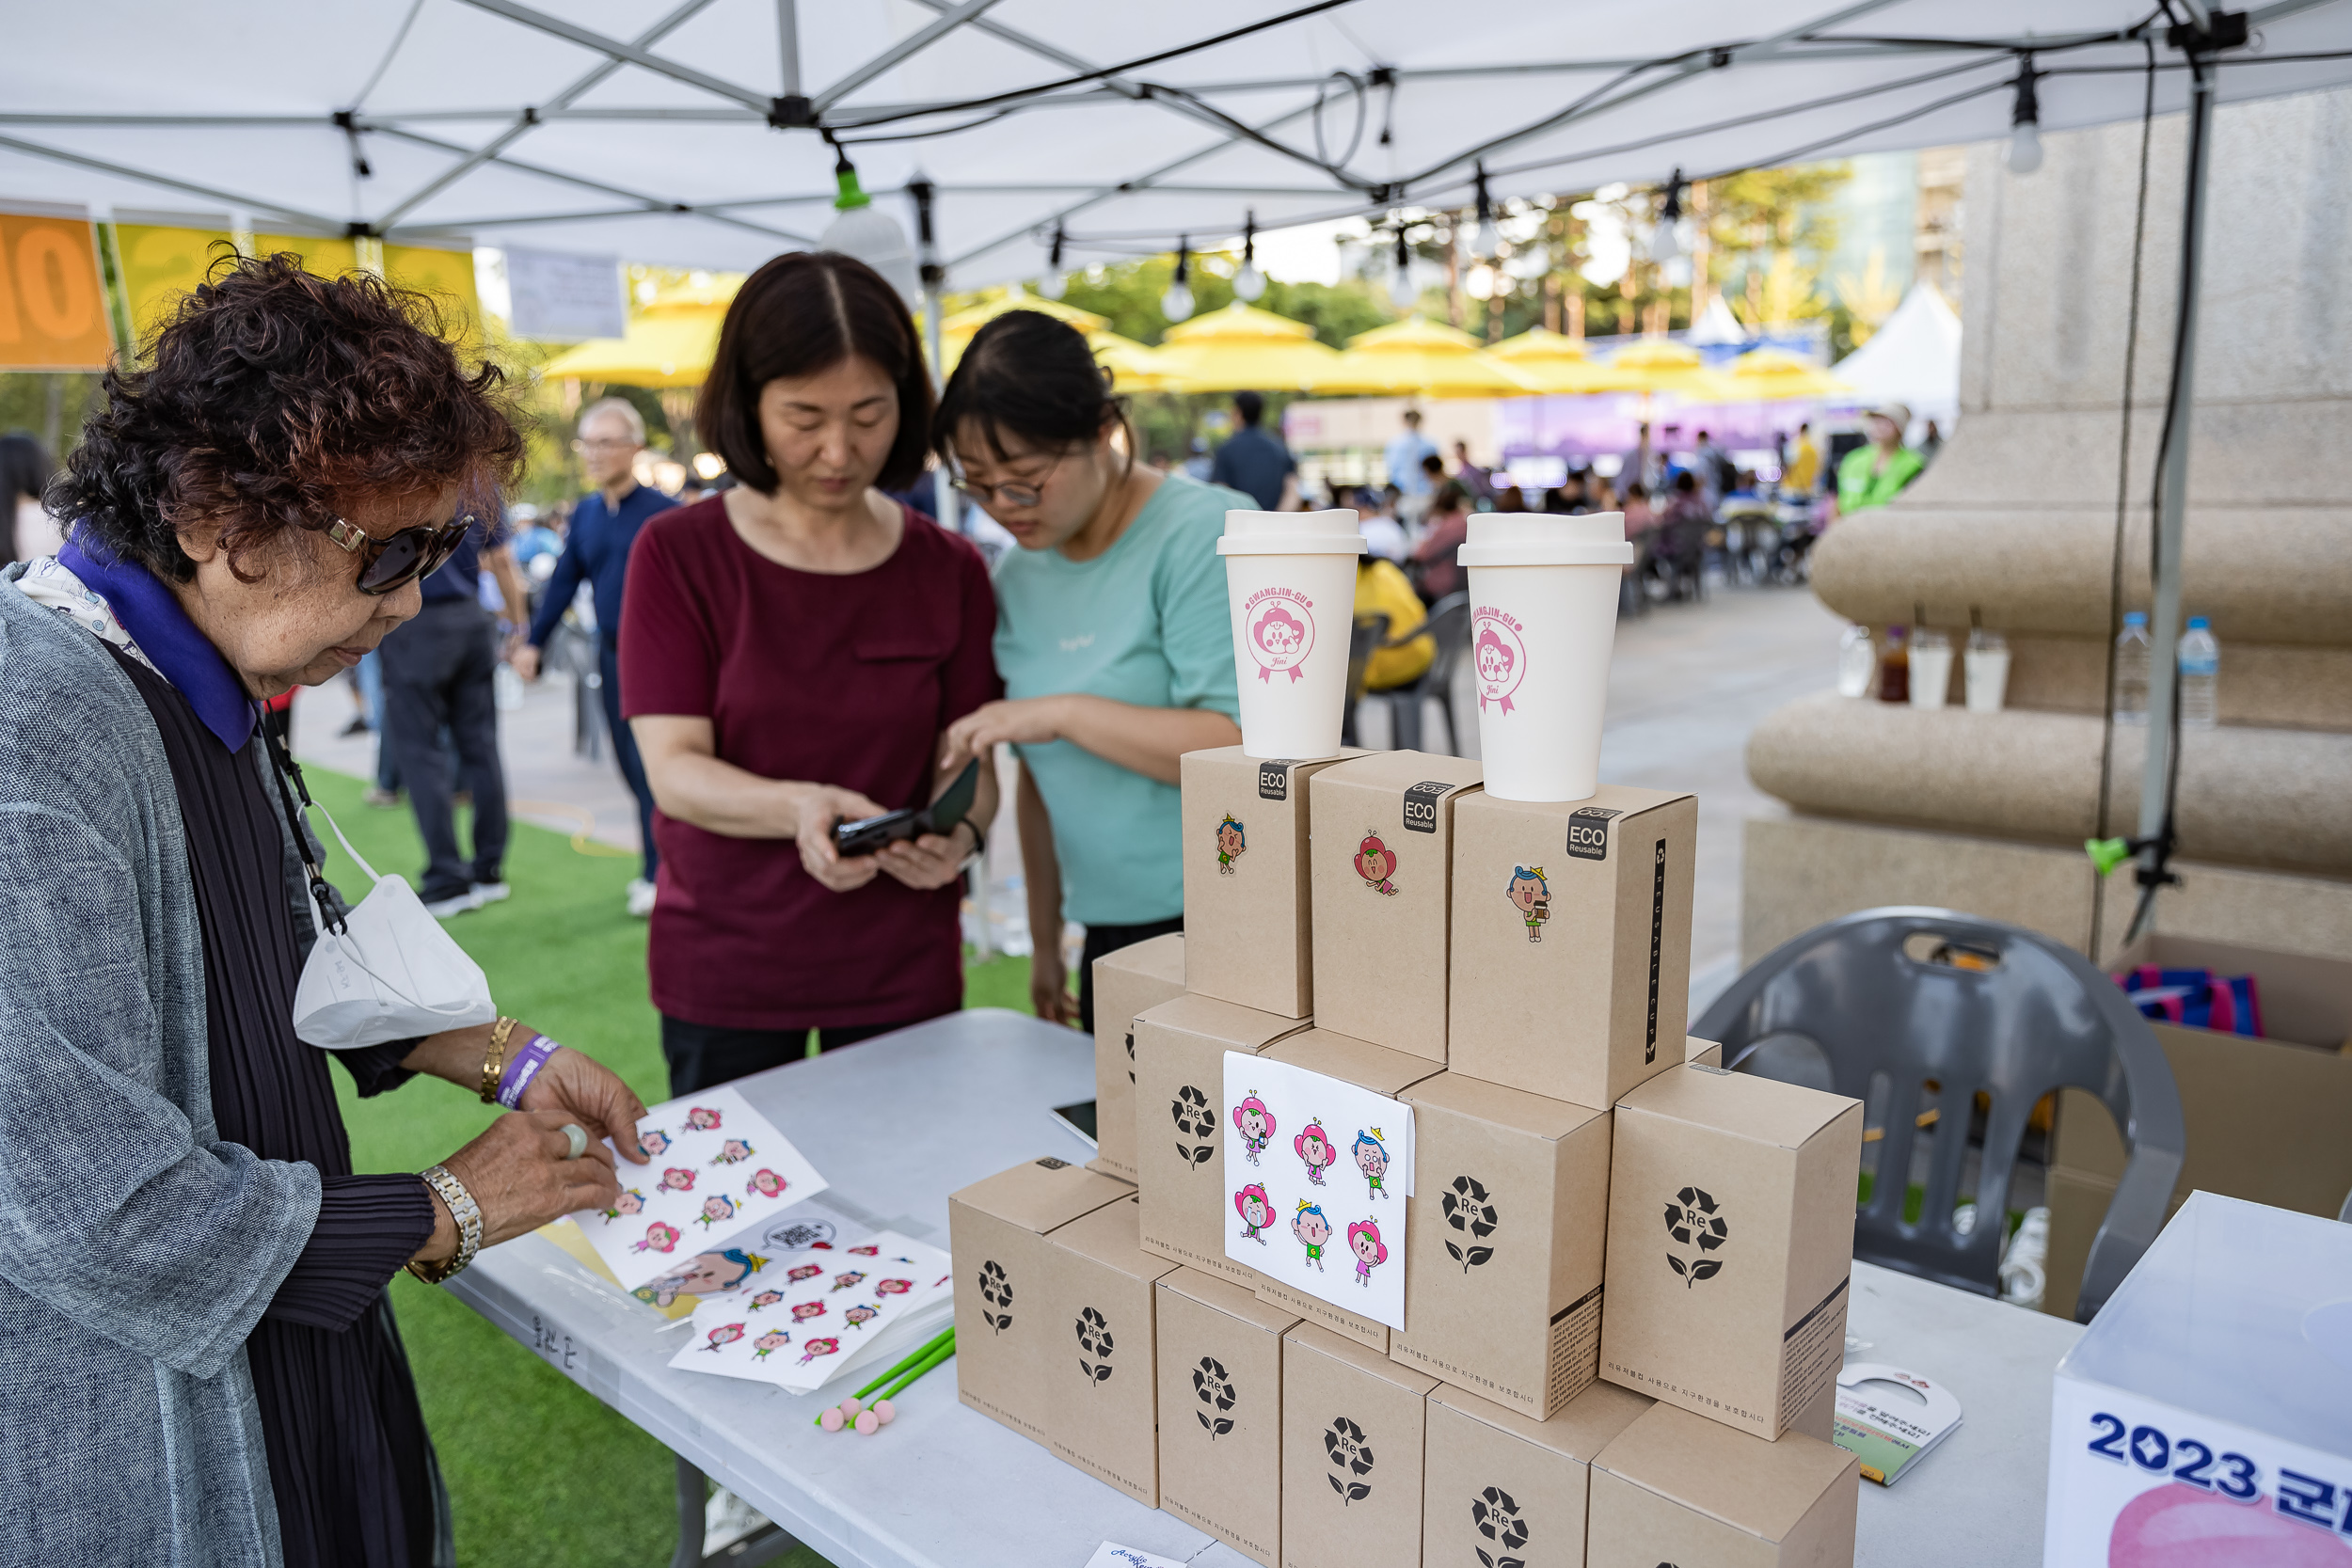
xmin=257 ymin=705 xmax=359 ymax=935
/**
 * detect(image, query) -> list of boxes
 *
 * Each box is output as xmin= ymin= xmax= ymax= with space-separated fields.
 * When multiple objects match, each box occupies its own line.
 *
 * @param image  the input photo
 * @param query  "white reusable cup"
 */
xmin=1964 ymin=632 xmax=2011 ymax=713
xmin=1909 ymin=629 xmax=1954 ymax=711
xmin=1458 ymin=513 xmax=1636 ymax=801
xmin=1217 ymin=509 xmax=1368 ymax=759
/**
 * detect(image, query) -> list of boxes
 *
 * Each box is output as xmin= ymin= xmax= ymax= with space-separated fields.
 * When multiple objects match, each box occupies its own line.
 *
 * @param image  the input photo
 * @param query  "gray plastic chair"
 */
xmin=1693 ymin=907 xmax=2185 ymax=1322
xmin=1366 ymin=591 xmax=1470 ymax=753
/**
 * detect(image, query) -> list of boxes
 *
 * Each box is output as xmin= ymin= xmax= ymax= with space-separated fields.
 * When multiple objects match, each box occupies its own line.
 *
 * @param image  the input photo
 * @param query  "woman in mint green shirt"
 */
xmin=933 ymin=311 xmax=1244 ymax=1032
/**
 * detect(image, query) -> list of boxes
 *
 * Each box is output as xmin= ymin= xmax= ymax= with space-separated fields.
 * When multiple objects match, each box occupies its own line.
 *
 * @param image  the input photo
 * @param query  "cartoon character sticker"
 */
xmin=847 ymin=1244 xmax=880 ymax=1257
xmin=1232 ymin=1094 xmax=1277 ymax=1166
xmin=752 ymin=1330 xmax=790 ymax=1361
xmin=1346 ymin=1218 xmax=1388 ymax=1289
xmin=698 ymin=1323 xmax=745 ymax=1354
xmin=747 ymin=1291 xmax=785 ymax=1312
xmin=633 ymin=1221 xmax=681 ymax=1256
xmin=786 ymin=1263 xmax=824 ymax=1285
xmin=686 ymin=1105 xmax=723 ymax=1132
xmin=1241 ymin=586 xmax=1317 ymax=684
xmin=1234 ymin=1183 xmax=1275 ymax=1245
xmin=1506 ymin=865 xmax=1549 ymax=942
xmin=875 ymin=1277 xmax=914 ymax=1296
xmin=746 ymin=1169 xmax=788 ymax=1199
xmin=831 ymin=1271 xmax=866 ymax=1292
xmin=1295 ymin=1119 xmax=1336 ymax=1186
xmin=712 ymin=1138 xmax=755 ymax=1165
xmin=601 ymin=1189 xmax=645 ymax=1224
xmin=1216 ymin=814 xmax=1247 ymax=876
xmin=659 ymin=1167 xmax=697 ymax=1194
xmin=1353 ymin=1129 xmax=1391 ymax=1199
xmin=1471 ymin=607 xmax=1529 ymax=714
xmin=790 ymin=1301 xmax=827 ymax=1324
xmin=797 ymin=1337 xmax=840 ymax=1367
xmin=1293 ymin=1202 xmax=1331 ymax=1272
xmin=632 ymin=1247 xmax=766 ymax=1307
xmin=842 ymin=1304 xmax=879 ymax=1331
xmin=636 ymin=1129 xmax=672 ymax=1158
xmin=1354 ymin=831 xmax=1399 ymax=896
xmin=696 ymin=1194 xmax=738 ymax=1229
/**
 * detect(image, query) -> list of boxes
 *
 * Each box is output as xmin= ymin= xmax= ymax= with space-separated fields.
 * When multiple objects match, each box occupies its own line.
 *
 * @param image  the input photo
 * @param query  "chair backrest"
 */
xmin=1344 ymin=611 xmax=1389 ymax=707
xmin=1693 ymin=907 xmax=2185 ymax=1320
xmin=1415 ymin=592 xmax=1472 ymax=694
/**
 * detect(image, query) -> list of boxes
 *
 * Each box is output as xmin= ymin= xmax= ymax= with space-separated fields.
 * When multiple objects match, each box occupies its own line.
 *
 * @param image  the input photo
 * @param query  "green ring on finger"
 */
xmin=561 ymin=1123 xmax=588 ymax=1161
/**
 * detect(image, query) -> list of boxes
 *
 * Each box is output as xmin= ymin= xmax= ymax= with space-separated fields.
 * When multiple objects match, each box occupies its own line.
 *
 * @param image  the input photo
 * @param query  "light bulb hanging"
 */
xmin=2008 ymin=55 xmax=2044 ymax=174
xmin=1390 ymin=227 xmax=1417 ymax=309
xmin=1648 ymin=168 xmax=1684 ymax=265
xmin=1470 ymin=162 xmax=1500 ymax=261
xmin=1233 ymin=211 xmax=1266 ymax=302
xmin=1037 ymin=225 xmax=1067 ymax=300
xmin=1162 ymin=236 xmax=1195 ymax=323
xmin=817 ymin=135 xmax=920 ymax=303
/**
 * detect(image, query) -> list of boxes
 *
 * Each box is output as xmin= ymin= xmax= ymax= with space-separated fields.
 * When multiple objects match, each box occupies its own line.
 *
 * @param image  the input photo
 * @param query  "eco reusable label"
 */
xmin=566 ymin=1083 xmax=829 ymax=1291
xmin=671 ymin=1227 xmax=951 ymax=1393
xmin=1222 ymin=1051 xmax=1413 ymax=1331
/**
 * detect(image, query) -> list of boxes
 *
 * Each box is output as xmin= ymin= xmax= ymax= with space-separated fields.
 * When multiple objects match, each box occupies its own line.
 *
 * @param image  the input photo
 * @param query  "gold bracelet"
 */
xmin=407 ymin=1164 xmax=483 ymax=1285
xmin=479 ymin=1016 xmax=520 ymax=1104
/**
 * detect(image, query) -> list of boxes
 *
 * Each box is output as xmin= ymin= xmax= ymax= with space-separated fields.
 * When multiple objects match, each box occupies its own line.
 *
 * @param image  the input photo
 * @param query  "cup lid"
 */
xmin=1456 ymin=511 xmax=1635 ymax=567
xmin=1217 ymin=507 xmax=1369 ymax=556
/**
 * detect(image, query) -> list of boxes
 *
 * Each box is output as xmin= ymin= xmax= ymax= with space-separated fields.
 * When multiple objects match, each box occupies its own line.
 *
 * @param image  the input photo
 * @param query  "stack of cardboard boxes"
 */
xmin=951 ymin=747 xmax=1868 ymax=1566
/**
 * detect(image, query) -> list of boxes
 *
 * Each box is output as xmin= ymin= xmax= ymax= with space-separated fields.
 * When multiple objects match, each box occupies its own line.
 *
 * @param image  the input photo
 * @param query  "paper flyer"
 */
xmin=1834 ymin=1363 xmax=1963 ymax=1485
xmin=566 ymin=1083 xmax=829 ymax=1291
xmin=671 ymin=1227 xmax=952 ymax=1392
xmin=1221 ymin=1050 xmax=1413 ymax=1330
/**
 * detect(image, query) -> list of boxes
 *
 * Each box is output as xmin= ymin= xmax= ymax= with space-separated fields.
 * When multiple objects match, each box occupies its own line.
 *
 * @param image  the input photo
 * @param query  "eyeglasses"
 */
xmin=325 ymin=515 xmax=474 ymax=595
xmin=950 ymin=451 xmax=1067 ymax=511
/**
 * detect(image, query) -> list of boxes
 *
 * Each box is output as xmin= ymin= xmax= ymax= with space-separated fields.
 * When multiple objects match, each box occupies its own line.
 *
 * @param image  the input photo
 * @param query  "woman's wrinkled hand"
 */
xmin=516 ymin=1046 xmax=648 ymax=1165
xmin=938 ymin=697 xmax=1065 ymax=772
xmin=791 ymin=783 xmax=888 ymax=893
xmin=433 ymin=1110 xmax=621 ymax=1253
xmin=874 ymin=826 xmax=973 ymax=892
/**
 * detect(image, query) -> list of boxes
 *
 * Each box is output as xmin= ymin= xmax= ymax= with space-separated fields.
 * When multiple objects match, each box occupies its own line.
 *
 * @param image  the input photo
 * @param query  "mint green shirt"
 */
xmin=993 ymin=472 xmax=1243 ymax=926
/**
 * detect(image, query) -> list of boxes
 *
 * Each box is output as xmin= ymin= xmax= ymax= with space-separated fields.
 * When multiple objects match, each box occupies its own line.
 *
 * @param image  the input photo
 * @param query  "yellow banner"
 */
xmin=114 ymin=224 xmax=480 ymax=344
xmin=0 ymin=214 xmax=115 ymax=371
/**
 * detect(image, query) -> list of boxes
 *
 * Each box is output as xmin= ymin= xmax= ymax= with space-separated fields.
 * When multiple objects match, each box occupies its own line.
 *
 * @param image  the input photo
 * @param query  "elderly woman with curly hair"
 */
xmin=0 ymin=255 xmax=655 ymax=1568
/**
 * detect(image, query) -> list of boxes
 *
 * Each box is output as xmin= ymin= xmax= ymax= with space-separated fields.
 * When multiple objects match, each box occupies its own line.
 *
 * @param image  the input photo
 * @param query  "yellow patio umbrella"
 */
xmin=542 ymin=294 xmax=728 ymax=388
xmin=1084 ymin=329 xmax=1184 ymax=392
xmin=1152 ymin=300 xmax=1341 ymax=392
xmin=1714 ymin=346 xmax=1853 ymax=400
xmin=1598 ymin=337 xmax=1741 ymax=400
xmin=1486 ymin=325 xmax=1652 ymax=394
xmin=940 ymin=288 xmax=1107 ymax=342
xmin=1310 ymin=315 xmax=1542 ymax=397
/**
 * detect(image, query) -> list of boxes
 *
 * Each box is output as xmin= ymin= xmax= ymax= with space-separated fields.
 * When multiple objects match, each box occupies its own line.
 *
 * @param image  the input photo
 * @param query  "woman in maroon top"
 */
xmin=622 ymin=252 xmax=1000 ymax=1093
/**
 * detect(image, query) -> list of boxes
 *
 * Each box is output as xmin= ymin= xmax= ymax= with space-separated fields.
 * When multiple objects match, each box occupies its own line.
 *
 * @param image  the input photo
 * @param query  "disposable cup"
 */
xmin=1217 ymin=509 xmax=1367 ymax=759
xmin=1458 ymin=513 xmax=1636 ymax=801
xmin=1965 ymin=644 xmax=2010 ymax=713
xmin=1909 ymin=630 xmax=1953 ymax=711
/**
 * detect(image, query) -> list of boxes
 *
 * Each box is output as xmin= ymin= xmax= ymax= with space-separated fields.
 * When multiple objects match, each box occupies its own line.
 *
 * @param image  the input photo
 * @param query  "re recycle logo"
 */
xmin=1663 ymin=1185 xmax=1730 ymax=1286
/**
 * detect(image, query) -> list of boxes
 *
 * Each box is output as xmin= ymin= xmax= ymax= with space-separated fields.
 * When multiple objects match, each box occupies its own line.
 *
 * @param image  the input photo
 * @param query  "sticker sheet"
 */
xmin=1221 ymin=1050 xmax=1413 ymax=1330
xmin=671 ymin=1227 xmax=952 ymax=1392
xmin=566 ymin=1084 xmax=829 ymax=1291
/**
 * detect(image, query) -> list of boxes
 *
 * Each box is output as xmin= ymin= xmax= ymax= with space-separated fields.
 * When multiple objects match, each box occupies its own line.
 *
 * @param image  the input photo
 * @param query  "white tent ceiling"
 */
xmin=5 ymin=0 xmax=2350 ymax=285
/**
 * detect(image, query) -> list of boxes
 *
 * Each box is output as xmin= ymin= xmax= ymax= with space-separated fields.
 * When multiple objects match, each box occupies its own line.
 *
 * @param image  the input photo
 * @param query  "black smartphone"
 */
xmin=832 ymin=758 xmax=981 ymax=857
xmin=1049 ymin=1100 xmax=1098 ymax=1148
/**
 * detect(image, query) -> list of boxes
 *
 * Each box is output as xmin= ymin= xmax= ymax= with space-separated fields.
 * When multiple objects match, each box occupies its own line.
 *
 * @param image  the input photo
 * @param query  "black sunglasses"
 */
xmin=325 ymin=515 xmax=474 ymax=595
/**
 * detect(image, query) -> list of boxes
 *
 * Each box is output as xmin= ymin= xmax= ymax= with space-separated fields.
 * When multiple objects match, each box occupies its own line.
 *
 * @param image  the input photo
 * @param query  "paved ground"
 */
xmin=292 ymin=578 xmax=1845 ymax=1016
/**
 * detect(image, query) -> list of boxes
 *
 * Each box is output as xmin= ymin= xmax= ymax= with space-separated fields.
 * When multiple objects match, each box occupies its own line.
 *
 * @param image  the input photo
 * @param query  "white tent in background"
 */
xmin=1685 ymin=295 xmax=1750 ymax=347
xmin=1831 ymin=281 xmax=1963 ymax=437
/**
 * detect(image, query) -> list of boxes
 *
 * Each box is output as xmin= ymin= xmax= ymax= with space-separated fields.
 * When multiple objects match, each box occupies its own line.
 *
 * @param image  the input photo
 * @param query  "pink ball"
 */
xmin=818 ymin=1407 xmax=844 ymax=1433
xmin=854 ymin=1410 xmax=880 ymax=1435
xmin=841 ymin=1397 xmax=864 ymax=1417
xmin=872 ymin=1400 xmax=896 ymax=1425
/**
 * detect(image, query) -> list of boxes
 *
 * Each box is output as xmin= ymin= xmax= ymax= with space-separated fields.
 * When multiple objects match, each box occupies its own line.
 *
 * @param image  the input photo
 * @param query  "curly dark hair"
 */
xmin=50 ymin=252 xmax=524 ymax=582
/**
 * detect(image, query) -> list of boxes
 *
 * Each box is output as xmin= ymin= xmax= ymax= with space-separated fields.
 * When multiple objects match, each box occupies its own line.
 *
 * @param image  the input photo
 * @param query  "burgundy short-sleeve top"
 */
xmin=619 ymin=496 xmax=1002 ymax=1029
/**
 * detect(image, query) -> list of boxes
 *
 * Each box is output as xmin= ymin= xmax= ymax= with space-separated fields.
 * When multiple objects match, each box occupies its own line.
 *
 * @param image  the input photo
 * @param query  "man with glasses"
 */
xmin=375 ymin=483 xmax=530 ymax=918
xmin=515 ymin=397 xmax=676 ymax=917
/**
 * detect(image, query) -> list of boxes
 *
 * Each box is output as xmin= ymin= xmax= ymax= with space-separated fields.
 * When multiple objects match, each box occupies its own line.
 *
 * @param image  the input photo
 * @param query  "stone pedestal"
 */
xmin=1745 ymin=86 xmax=2352 ymax=965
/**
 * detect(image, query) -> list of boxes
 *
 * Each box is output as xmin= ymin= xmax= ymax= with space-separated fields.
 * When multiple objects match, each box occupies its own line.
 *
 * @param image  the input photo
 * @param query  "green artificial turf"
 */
xmin=304 ymin=768 xmax=1061 ymax=1567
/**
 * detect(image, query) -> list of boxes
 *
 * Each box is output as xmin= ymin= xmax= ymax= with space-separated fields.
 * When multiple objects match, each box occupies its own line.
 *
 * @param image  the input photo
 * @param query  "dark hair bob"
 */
xmin=697 ymin=251 xmax=932 ymax=494
xmin=52 ymin=252 xmax=522 ymax=583
xmin=931 ymin=309 xmax=1126 ymax=467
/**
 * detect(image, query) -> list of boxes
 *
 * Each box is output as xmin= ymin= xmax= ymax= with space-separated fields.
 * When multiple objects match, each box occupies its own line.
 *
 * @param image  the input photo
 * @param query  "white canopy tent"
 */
xmin=1830 ymin=280 xmax=1963 ymax=434
xmin=3 ymin=0 xmax=2349 ymax=286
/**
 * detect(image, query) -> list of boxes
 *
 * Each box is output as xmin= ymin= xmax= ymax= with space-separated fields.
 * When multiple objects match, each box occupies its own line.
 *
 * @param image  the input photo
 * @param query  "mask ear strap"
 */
xmin=257 ymin=705 xmax=359 ymax=934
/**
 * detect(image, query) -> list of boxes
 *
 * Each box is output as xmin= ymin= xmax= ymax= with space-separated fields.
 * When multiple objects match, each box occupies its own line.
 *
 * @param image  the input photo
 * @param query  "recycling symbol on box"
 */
xmin=1663 ymin=1185 xmax=1730 ymax=1286
xmin=1442 ymin=1176 xmax=1500 ymax=1272
xmin=1193 ymin=1355 xmax=1236 ymax=1438
xmin=1171 ymin=1085 xmax=1216 ymax=1167
xmin=1473 ymin=1484 xmax=1531 ymax=1568
xmin=1324 ymin=1416 xmax=1375 ymax=1503
xmin=1075 ymin=1306 xmax=1115 ymax=1386
xmin=977 ymin=1259 xmax=1013 ymax=1334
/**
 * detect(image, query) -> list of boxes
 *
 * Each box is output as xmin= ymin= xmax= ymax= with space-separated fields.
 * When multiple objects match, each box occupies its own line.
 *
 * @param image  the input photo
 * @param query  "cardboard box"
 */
xmin=1135 ymin=993 xmax=1310 ymax=1287
xmin=1092 ymin=932 xmax=1188 ymax=1180
xmin=1154 ymin=1268 xmax=1301 ymax=1567
xmin=2045 ymin=1193 xmax=2352 ymax=1566
xmin=1448 ymin=785 xmax=1697 ymax=1108
xmin=1038 ymin=1196 xmax=1179 ymax=1505
xmin=1588 ymin=1402 xmax=1860 ymax=1568
xmin=1686 ymin=1035 xmax=1724 ymax=1069
xmin=1393 ymin=1072 xmax=1612 ymax=1418
xmin=1307 ymin=751 xmax=1485 ymax=1060
xmin=1281 ymin=1323 xmax=1439 ymax=1568
xmin=1600 ymin=1066 xmax=1863 ymax=1440
xmin=1422 ymin=1381 xmax=1654 ymax=1568
xmin=949 ymin=1157 xmax=1142 ymax=1446
xmin=1183 ymin=746 xmax=1361 ymax=1018
xmin=1253 ymin=1030 xmax=1446 ymax=1353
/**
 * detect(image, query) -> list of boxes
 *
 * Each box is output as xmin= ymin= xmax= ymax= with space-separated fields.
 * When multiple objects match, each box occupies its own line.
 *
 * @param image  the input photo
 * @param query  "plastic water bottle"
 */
xmin=2178 ymin=615 xmax=2219 ymax=730
xmin=2113 ymin=611 xmax=2150 ymax=725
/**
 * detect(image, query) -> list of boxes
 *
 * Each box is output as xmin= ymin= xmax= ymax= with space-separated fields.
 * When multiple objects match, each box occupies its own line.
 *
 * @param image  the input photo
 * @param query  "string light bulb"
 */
xmin=1162 ymin=237 xmax=1195 ymax=323
xmin=1647 ymin=168 xmax=1684 ymax=265
xmin=2008 ymin=55 xmax=2044 ymax=174
xmin=1233 ymin=212 xmax=1265 ymax=302
xmin=1390 ymin=228 xmax=1417 ymax=309
xmin=1037 ymin=225 xmax=1067 ymax=300
xmin=816 ymin=138 xmax=919 ymax=303
xmin=1470 ymin=163 xmax=1499 ymax=261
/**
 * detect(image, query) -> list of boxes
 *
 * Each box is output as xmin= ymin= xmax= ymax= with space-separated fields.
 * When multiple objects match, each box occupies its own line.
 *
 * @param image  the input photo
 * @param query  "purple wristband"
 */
xmin=498 ymin=1034 xmax=562 ymax=1109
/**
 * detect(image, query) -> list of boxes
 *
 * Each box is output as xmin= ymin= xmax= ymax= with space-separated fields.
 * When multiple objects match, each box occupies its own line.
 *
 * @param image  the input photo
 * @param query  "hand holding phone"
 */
xmin=832 ymin=758 xmax=982 ymax=858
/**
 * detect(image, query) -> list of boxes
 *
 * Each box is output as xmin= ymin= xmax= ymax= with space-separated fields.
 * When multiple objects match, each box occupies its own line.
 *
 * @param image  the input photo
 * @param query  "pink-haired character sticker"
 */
xmin=753 ymin=1329 xmax=790 ymax=1361
xmin=1354 ymin=830 xmax=1399 ymax=896
xmin=797 ymin=1337 xmax=840 ymax=1367
xmin=601 ymin=1189 xmax=645 ymax=1224
xmin=831 ymin=1271 xmax=866 ymax=1293
xmin=790 ymin=1301 xmax=827 ymax=1324
xmin=686 ymin=1105 xmax=723 ymax=1132
xmin=659 ymin=1166 xmax=696 ymax=1195
xmin=746 ymin=1169 xmax=787 ymax=1200
xmin=696 ymin=1194 xmax=738 ymax=1230
xmin=1506 ymin=865 xmax=1549 ymax=943
xmin=633 ymin=1222 xmax=681 ymax=1255
xmin=848 ymin=1243 xmax=880 ymax=1256
xmin=747 ymin=1291 xmax=785 ymax=1312
xmin=842 ymin=1304 xmax=879 ymax=1331
xmin=786 ymin=1263 xmax=823 ymax=1284
xmin=1232 ymin=1094 xmax=1276 ymax=1166
xmin=1233 ymin=1183 xmax=1274 ymax=1246
xmin=712 ymin=1138 xmax=755 ymax=1165
xmin=1295 ymin=1119 xmax=1336 ymax=1186
xmin=1470 ymin=608 xmax=1529 ymax=714
xmin=875 ymin=1277 xmax=914 ymax=1296
xmin=636 ymin=1129 xmax=672 ymax=1158
xmin=698 ymin=1323 xmax=746 ymax=1354
xmin=1347 ymin=1218 xmax=1389 ymax=1289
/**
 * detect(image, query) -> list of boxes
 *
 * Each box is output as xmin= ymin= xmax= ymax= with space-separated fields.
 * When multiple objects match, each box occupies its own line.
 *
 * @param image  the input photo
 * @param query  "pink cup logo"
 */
xmin=1244 ymin=587 xmax=1317 ymax=684
xmin=1471 ymin=607 xmax=1529 ymax=713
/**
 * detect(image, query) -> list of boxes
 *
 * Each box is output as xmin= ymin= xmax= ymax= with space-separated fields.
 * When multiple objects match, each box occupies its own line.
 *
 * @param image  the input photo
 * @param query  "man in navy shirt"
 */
xmin=1207 ymin=390 xmax=1296 ymax=511
xmin=376 ymin=500 xmax=528 ymax=916
xmin=515 ymin=397 xmax=678 ymax=916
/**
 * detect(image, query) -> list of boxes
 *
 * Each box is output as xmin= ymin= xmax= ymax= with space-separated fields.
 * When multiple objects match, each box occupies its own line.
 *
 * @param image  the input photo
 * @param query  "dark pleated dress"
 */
xmin=112 ymin=645 xmax=447 ymax=1568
